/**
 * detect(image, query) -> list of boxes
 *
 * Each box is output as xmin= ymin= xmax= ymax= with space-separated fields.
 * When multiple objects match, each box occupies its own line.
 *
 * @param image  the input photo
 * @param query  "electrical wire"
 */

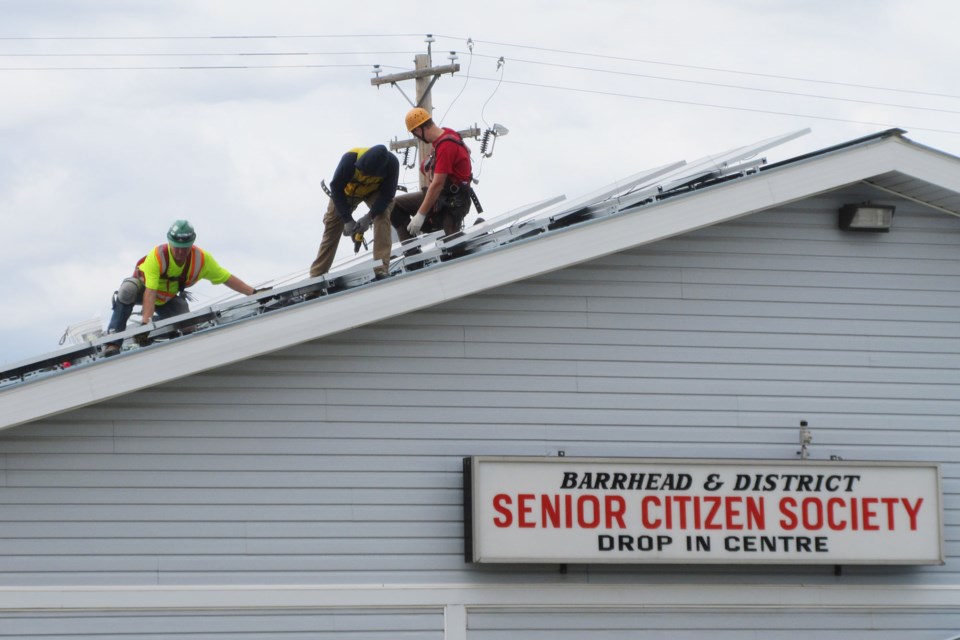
xmin=0 ymin=51 xmax=418 ymax=58
xmin=480 ymin=57 xmax=505 ymax=129
xmin=1 ymin=32 xmax=955 ymax=133
xmin=465 ymin=53 xmax=960 ymax=117
xmin=435 ymin=34 xmax=960 ymax=101
xmin=438 ymin=38 xmax=473 ymax=125
xmin=0 ymin=34 xmax=425 ymax=41
xmin=5 ymin=46 xmax=953 ymax=115
xmin=474 ymin=57 xmax=507 ymax=181
xmin=2 ymin=31 xmax=954 ymax=102
xmin=0 ymin=63 xmax=406 ymax=72
xmin=467 ymin=75 xmax=960 ymax=135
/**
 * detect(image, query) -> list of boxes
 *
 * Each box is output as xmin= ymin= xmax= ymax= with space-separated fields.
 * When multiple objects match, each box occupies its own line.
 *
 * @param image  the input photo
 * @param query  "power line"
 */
xmin=1 ymin=32 xmax=955 ymax=133
xmin=0 ymin=51 xmax=418 ymax=58
xmin=466 ymin=75 xmax=960 ymax=135
xmin=435 ymin=35 xmax=960 ymax=102
xmin=3 ymin=30 xmax=956 ymax=103
xmin=8 ymin=47 xmax=951 ymax=116
xmin=0 ymin=63 xmax=401 ymax=71
xmin=0 ymin=33 xmax=423 ymax=41
xmin=467 ymin=54 xmax=960 ymax=116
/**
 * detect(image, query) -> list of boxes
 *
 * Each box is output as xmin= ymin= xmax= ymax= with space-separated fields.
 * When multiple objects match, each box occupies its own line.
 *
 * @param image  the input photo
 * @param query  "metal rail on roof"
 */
xmin=0 ymin=129 xmax=810 ymax=391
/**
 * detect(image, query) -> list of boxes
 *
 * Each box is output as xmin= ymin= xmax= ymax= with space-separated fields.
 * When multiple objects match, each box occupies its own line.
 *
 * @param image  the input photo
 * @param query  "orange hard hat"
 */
xmin=405 ymin=107 xmax=432 ymax=132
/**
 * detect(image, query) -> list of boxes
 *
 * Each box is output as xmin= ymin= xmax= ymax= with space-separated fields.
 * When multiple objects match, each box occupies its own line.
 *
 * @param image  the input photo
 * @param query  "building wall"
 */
xmin=1 ymin=186 xmax=959 ymax=635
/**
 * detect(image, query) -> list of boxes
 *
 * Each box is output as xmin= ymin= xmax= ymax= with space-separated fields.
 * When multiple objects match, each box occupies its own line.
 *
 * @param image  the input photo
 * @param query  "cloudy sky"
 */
xmin=2 ymin=0 xmax=959 ymax=366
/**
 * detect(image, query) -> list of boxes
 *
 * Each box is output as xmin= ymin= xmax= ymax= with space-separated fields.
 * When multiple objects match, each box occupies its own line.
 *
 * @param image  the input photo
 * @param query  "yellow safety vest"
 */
xmin=343 ymin=147 xmax=385 ymax=199
xmin=134 ymin=244 xmax=205 ymax=304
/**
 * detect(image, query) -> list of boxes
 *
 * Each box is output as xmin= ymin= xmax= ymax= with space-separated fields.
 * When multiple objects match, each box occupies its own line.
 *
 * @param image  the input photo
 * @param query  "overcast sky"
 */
xmin=2 ymin=0 xmax=959 ymax=366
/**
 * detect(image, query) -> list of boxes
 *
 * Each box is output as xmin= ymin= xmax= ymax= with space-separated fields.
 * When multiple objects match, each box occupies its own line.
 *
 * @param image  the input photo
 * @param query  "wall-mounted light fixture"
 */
xmin=838 ymin=202 xmax=895 ymax=232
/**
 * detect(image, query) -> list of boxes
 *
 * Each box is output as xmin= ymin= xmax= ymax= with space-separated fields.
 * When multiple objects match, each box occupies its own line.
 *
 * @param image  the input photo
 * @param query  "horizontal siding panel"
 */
xmin=0 ymin=537 xmax=462 ymax=555
xmin=66 ymin=405 xmax=328 ymax=423
xmin=0 ymin=522 xmax=461 ymax=539
xmin=465 ymin=326 xmax=960 ymax=354
xmin=4 ymin=469 xmax=457 ymax=488
xmin=147 ymin=373 xmax=580 ymax=395
xmin=2 ymin=453 xmax=451 ymax=472
xmin=574 ymin=361 xmax=960 ymax=385
xmin=679 ymin=267 xmax=960 ymax=291
xmin=0 ymin=439 xmax=114 ymax=455
xmin=0 ymin=487 xmax=461 ymax=505
xmin=468 ymin=608 xmax=960 ymax=635
xmin=656 ymin=235 xmax=960 ymax=261
xmin=0 ymin=609 xmax=443 ymax=638
xmin=219 ymin=356 xmax=582 ymax=377
xmin=679 ymin=283 xmax=959 ymax=306
xmin=0 ymin=504 xmax=463 ymax=522
xmin=587 ymin=296 xmax=960 ymax=321
xmin=463 ymin=342 xmax=875 ymax=366
xmin=589 ymin=249 xmax=960 ymax=276
xmin=584 ymin=312 xmax=960 ymax=340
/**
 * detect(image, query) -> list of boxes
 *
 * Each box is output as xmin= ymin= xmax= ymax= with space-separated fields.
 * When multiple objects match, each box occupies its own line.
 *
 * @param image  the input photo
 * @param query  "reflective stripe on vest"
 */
xmin=134 ymin=244 xmax=204 ymax=304
xmin=343 ymin=147 xmax=385 ymax=199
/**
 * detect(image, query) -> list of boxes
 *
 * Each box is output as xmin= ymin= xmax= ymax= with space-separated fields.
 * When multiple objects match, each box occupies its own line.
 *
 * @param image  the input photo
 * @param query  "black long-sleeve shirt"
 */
xmin=329 ymin=147 xmax=399 ymax=222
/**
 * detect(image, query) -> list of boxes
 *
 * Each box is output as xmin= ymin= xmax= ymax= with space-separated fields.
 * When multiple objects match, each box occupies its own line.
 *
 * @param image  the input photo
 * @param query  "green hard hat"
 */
xmin=167 ymin=219 xmax=196 ymax=248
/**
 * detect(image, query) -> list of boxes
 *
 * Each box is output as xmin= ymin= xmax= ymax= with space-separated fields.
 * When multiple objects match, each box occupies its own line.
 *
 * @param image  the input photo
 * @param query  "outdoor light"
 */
xmin=838 ymin=203 xmax=895 ymax=232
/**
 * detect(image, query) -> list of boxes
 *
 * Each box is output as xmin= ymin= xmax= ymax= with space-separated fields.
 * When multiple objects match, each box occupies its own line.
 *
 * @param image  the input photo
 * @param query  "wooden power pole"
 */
xmin=371 ymin=39 xmax=479 ymax=188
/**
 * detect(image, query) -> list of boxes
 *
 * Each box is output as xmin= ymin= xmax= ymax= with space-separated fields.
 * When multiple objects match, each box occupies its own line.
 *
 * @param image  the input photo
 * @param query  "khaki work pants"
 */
xmin=309 ymin=193 xmax=394 ymax=278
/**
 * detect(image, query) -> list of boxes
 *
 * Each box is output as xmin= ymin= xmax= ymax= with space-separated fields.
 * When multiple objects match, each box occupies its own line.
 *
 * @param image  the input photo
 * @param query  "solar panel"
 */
xmin=0 ymin=129 xmax=813 ymax=386
xmin=518 ymin=160 xmax=688 ymax=229
xmin=439 ymin=195 xmax=567 ymax=248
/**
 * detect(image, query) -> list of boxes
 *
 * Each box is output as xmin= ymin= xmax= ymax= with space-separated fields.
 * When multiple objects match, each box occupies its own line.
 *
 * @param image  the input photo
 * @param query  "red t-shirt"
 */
xmin=425 ymin=128 xmax=472 ymax=185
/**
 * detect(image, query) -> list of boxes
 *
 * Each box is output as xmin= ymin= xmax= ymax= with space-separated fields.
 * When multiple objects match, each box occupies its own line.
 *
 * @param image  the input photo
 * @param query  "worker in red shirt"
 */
xmin=391 ymin=107 xmax=473 ymax=241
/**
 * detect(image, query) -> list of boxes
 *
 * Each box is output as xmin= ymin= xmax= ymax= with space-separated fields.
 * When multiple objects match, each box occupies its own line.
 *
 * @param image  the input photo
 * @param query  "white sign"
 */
xmin=465 ymin=457 xmax=943 ymax=565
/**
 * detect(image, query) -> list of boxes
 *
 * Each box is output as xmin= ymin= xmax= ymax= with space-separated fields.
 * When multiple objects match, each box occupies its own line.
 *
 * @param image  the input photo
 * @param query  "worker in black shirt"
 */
xmin=309 ymin=145 xmax=399 ymax=279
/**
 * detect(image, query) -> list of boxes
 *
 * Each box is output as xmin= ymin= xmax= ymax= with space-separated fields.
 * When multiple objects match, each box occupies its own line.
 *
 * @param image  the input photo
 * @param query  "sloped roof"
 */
xmin=2 ymin=128 xmax=960 ymax=431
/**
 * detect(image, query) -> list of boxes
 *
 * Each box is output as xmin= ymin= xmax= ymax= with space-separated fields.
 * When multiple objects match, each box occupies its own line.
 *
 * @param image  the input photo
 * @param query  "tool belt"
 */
xmin=437 ymin=182 xmax=469 ymax=210
xmin=437 ymin=181 xmax=482 ymax=214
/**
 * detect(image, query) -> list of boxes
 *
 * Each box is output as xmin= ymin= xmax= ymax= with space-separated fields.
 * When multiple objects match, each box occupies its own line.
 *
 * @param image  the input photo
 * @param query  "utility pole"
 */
xmin=371 ymin=35 xmax=480 ymax=188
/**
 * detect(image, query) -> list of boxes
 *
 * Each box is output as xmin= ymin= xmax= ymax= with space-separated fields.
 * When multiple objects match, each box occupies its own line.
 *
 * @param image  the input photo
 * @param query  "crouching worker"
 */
xmin=308 ymin=144 xmax=399 ymax=280
xmin=391 ymin=107 xmax=473 ymax=242
xmin=103 ymin=219 xmax=257 ymax=357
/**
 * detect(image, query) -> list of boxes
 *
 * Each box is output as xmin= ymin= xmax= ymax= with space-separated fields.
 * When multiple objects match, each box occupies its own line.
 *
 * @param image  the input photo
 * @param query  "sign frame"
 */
xmin=464 ymin=456 xmax=944 ymax=566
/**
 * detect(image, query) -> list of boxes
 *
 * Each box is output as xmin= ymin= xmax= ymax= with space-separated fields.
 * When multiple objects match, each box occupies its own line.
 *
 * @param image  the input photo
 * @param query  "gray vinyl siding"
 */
xmin=467 ymin=608 xmax=960 ymax=639
xmin=0 ymin=609 xmax=443 ymax=639
xmin=1 ymin=186 xmax=959 ymax=632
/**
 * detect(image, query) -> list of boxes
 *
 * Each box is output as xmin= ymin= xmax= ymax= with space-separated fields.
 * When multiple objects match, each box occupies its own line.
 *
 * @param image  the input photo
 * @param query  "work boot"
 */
xmin=102 ymin=343 xmax=121 ymax=358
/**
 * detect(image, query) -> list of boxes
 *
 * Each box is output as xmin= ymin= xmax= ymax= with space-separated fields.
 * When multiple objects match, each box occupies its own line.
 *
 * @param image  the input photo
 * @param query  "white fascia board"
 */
xmin=893 ymin=138 xmax=960 ymax=193
xmin=1 ymin=583 xmax=959 ymax=611
xmin=0 ymin=137 xmax=946 ymax=432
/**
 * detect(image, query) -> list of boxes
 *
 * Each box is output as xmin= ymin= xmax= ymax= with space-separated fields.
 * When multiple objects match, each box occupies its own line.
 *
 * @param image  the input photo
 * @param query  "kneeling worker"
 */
xmin=391 ymin=107 xmax=473 ymax=241
xmin=309 ymin=144 xmax=399 ymax=279
xmin=104 ymin=219 xmax=258 ymax=356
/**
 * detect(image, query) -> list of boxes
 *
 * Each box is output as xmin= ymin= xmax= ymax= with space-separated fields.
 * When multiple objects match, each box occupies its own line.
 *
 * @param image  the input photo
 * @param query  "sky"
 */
xmin=2 ymin=0 xmax=959 ymax=366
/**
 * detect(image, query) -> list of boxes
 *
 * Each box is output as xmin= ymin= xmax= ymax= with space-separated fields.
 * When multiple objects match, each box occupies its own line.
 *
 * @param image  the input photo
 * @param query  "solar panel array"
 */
xmin=0 ymin=129 xmax=809 ymax=390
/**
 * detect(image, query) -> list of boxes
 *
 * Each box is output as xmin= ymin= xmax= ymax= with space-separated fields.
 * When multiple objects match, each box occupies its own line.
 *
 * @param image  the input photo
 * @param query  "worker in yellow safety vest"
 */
xmin=308 ymin=144 xmax=399 ymax=279
xmin=103 ymin=220 xmax=259 ymax=356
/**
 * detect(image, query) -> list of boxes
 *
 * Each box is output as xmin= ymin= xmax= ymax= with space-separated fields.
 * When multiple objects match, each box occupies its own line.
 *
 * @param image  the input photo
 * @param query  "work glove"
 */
xmin=341 ymin=219 xmax=357 ymax=237
xmin=251 ymin=286 xmax=273 ymax=295
xmin=355 ymin=213 xmax=373 ymax=234
xmin=407 ymin=212 xmax=426 ymax=236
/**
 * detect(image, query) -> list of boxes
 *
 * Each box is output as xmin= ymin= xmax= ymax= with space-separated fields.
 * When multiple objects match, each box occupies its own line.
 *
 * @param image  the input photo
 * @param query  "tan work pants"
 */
xmin=309 ymin=193 xmax=394 ymax=278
